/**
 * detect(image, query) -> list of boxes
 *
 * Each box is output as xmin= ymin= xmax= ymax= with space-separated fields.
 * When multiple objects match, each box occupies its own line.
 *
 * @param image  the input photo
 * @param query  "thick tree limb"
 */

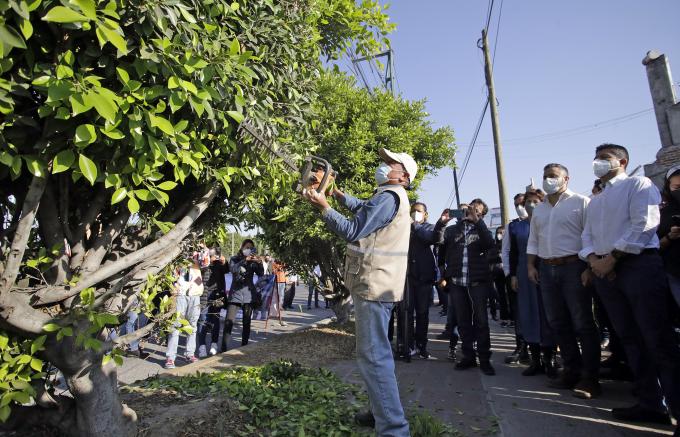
xmin=106 ymin=310 xmax=174 ymax=352
xmin=33 ymin=183 xmax=220 ymax=305
xmin=80 ymin=209 xmax=130 ymax=274
xmin=0 ymin=175 xmax=51 ymax=335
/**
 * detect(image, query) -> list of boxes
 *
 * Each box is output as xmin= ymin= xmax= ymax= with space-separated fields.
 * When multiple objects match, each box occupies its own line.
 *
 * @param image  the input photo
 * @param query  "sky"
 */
xmin=350 ymin=0 xmax=680 ymax=221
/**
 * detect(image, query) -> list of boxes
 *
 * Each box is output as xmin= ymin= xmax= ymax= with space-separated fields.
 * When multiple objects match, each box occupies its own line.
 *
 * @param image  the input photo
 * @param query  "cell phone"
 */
xmin=447 ymin=208 xmax=465 ymax=220
xmin=672 ymin=215 xmax=680 ymax=227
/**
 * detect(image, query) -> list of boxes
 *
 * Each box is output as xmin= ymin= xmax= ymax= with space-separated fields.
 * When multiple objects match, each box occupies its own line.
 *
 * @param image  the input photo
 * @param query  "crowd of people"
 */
xmin=401 ymin=143 xmax=680 ymax=435
xmin=115 ymin=240 xmax=312 ymax=369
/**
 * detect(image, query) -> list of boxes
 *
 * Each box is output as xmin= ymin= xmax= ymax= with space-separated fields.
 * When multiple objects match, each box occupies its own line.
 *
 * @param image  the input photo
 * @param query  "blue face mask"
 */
xmin=374 ymin=162 xmax=392 ymax=185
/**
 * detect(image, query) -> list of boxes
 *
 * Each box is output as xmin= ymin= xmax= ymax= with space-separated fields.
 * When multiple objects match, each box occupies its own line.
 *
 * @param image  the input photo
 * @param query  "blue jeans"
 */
xmin=353 ymin=294 xmax=410 ymax=437
xmin=166 ymin=295 xmax=201 ymax=360
xmin=124 ymin=311 xmax=147 ymax=351
xmin=539 ymin=260 xmax=600 ymax=379
xmin=594 ymin=252 xmax=680 ymax=418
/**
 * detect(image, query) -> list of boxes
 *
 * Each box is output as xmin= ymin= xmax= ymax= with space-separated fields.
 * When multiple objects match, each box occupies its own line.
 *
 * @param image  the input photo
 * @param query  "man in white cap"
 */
xmin=303 ymin=147 xmax=415 ymax=437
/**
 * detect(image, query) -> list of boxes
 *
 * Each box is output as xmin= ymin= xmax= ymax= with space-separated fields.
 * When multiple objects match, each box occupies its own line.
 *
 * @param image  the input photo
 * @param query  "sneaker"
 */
xmin=164 ymin=359 xmax=175 ymax=369
xmin=417 ymin=348 xmax=431 ymax=359
xmin=354 ymin=410 xmax=375 ymax=428
xmin=447 ymin=347 xmax=457 ymax=362
xmin=504 ymin=347 xmax=521 ymax=364
xmin=279 ymin=321 xmax=288 ymax=327
xmin=479 ymin=361 xmax=496 ymax=376
xmin=409 ymin=348 xmax=417 ymax=357
xmin=198 ymin=345 xmax=207 ymax=358
xmin=209 ymin=343 xmax=218 ymax=356
xmin=573 ymin=379 xmax=602 ymax=400
xmin=185 ymin=355 xmax=198 ymax=364
xmin=455 ymin=359 xmax=477 ymax=370
xmin=611 ymin=404 xmax=671 ymax=425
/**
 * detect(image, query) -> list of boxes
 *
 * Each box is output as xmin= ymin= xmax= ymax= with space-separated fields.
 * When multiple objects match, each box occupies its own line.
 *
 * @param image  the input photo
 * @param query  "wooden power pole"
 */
xmin=481 ymin=29 xmax=510 ymax=226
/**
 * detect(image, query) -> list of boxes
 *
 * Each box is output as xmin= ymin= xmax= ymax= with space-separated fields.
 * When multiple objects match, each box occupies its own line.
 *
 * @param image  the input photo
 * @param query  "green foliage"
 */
xmin=258 ymin=71 xmax=455 ymax=285
xmin=0 ymin=331 xmax=46 ymax=422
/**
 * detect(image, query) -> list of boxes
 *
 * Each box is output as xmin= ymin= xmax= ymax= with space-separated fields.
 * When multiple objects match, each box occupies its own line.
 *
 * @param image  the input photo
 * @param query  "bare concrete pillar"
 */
xmin=642 ymin=51 xmax=680 ymax=187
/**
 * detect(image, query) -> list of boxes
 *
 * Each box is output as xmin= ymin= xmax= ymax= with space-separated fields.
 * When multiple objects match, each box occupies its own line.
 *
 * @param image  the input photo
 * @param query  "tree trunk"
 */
xmin=44 ymin=335 xmax=137 ymax=437
xmin=64 ymin=360 xmax=136 ymax=437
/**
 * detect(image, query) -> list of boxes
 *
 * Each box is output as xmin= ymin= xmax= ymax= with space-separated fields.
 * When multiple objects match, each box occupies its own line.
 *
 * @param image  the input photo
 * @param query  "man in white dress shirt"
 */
xmin=527 ymin=163 xmax=601 ymax=399
xmin=581 ymin=144 xmax=680 ymax=432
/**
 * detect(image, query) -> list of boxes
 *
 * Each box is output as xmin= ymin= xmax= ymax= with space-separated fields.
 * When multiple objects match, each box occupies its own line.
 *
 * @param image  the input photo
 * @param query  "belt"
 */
xmin=541 ymin=254 xmax=580 ymax=266
xmin=595 ymin=248 xmax=658 ymax=259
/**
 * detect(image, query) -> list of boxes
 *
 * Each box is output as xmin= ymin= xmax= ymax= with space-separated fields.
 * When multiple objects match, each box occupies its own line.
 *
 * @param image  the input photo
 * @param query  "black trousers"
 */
xmin=283 ymin=283 xmax=296 ymax=308
xmin=222 ymin=303 xmax=253 ymax=350
xmin=594 ymin=252 xmax=680 ymax=419
xmin=491 ymin=265 xmax=510 ymax=320
xmin=198 ymin=305 xmax=221 ymax=347
xmin=408 ymin=280 xmax=432 ymax=349
xmin=451 ymin=283 xmax=492 ymax=361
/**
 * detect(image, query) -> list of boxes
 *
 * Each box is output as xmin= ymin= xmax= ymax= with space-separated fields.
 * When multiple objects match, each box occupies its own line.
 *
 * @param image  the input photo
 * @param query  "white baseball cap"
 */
xmin=379 ymin=148 xmax=418 ymax=181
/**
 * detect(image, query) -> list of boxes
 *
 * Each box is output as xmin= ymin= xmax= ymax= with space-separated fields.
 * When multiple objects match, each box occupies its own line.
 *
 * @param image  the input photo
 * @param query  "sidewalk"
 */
xmin=330 ymin=304 xmax=676 ymax=437
xmin=117 ymin=287 xmax=333 ymax=384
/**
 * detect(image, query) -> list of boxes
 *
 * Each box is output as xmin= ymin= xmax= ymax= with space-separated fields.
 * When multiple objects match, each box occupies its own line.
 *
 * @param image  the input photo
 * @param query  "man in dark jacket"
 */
xmin=438 ymin=199 xmax=496 ymax=375
xmin=408 ymin=202 xmax=447 ymax=359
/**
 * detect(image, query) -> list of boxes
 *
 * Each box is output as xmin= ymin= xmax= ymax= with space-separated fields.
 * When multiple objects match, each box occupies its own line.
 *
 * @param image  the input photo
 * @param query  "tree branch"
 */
xmin=80 ymin=209 xmax=130 ymax=274
xmin=33 ymin=183 xmax=220 ymax=306
xmin=69 ymin=187 xmax=107 ymax=270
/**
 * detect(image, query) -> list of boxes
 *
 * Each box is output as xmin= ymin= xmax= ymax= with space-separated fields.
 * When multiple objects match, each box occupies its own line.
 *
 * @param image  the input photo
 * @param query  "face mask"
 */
xmin=374 ymin=162 xmax=392 ymax=185
xmin=542 ymin=177 xmax=563 ymax=195
xmin=496 ymin=233 xmax=503 ymax=241
xmin=671 ymin=189 xmax=680 ymax=204
xmin=515 ymin=205 xmax=528 ymax=219
xmin=411 ymin=211 xmax=424 ymax=222
xmin=593 ymin=159 xmax=618 ymax=178
xmin=242 ymin=248 xmax=252 ymax=256
xmin=525 ymin=202 xmax=538 ymax=215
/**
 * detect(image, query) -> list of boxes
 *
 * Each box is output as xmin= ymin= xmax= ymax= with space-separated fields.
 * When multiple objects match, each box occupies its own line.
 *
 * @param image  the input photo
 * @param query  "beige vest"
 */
xmin=343 ymin=185 xmax=410 ymax=302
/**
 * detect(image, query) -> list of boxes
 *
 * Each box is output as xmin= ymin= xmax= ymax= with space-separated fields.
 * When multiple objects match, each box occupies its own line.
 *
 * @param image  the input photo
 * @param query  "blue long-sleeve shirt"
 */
xmin=321 ymin=186 xmax=400 ymax=243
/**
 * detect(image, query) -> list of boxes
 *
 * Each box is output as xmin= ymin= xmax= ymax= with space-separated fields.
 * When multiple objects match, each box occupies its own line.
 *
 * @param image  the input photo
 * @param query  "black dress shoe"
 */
xmin=417 ymin=348 xmax=431 ymax=359
xmin=673 ymin=424 xmax=679 ymax=437
xmin=611 ymin=404 xmax=671 ymax=425
xmin=548 ymin=374 xmax=579 ymax=390
xmin=479 ymin=361 xmax=496 ymax=376
xmin=455 ymin=359 xmax=477 ymax=370
xmin=354 ymin=410 xmax=375 ymax=428
xmin=504 ymin=347 xmax=521 ymax=364
xmin=522 ymin=361 xmax=544 ymax=376
xmin=573 ymin=379 xmax=601 ymax=400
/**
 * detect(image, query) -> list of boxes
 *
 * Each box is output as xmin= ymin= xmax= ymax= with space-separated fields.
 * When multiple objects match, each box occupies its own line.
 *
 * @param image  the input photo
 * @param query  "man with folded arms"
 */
xmin=527 ymin=163 xmax=600 ymax=398
xmin=581 ymin=144 xmax=680 ymax=433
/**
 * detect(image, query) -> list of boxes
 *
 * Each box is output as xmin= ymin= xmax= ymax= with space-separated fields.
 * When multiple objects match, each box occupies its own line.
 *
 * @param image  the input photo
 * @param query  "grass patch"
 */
xmin=129 ymin=360 xmax=458 ymax=436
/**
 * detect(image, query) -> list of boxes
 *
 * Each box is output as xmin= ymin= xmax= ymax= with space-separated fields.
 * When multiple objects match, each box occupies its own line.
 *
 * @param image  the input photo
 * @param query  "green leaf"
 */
xmin=72 ymin=0 xmax=96 ymax=19
xmin=105 ymin=173 xmax=121 ymax=188
xmin=101 ymin=128 xmax=124 ymax=139
xmin=134 ymin=189 xmax=153 ymax=201
xmin=30 ymin=336 xmax=46 ymax=354
xmin=42 ymin=323 xmax=60 ymax=332
xmin=24 ymin=157 xmax=46 ymax=178
xmin=18 ymin=19 xmax=33 ymax=40
xmin=157 ymin=181 xmax=177 ymax=190
xmin=149 ymin=114 xmax=174 ymax=135
xmin=115 ymin=67 xmax=129 ymax=84
xmin=42 ymin=6 xmax=90 ymax=23
xmin=29 ymin=358 xmax=42 ymax=372
xmin=52 ymin=150 xmax=75 ymax=173
xmin=74 ymin=124 xmax=97 ymax=147
xmin=0 ymin=24 xmax=26 ymax=49
xmin=230 ymin=38 xmax=240 ymax=55
xmin=69 ymin=94 xmax=93 ymax=116
xmin=227 ymin=110 xmax=244 ymax=123
xmin=78 ymin=154 xmax=98 ymax=185
xmin=87 ymin=91 xmax=117 ymax=122
xmin=111 ymin=187 xmax=127 ymax=204
xmin=127 ymin=196 xmax=139 ymax=214
xmin=0 ymin=405 xmax=10 ymax=422
xmin=168 ymin=76 xmax=180 ymax=89
xmin=95 ymin=21 xmax=128 ymax=54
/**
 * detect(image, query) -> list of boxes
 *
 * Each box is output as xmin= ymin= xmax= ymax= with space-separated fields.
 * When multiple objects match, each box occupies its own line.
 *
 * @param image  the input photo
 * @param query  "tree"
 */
xmin=257 ymin=71 xmax=455 ymax=320
xmin=0 ymin=0 xmax=392 ymax=435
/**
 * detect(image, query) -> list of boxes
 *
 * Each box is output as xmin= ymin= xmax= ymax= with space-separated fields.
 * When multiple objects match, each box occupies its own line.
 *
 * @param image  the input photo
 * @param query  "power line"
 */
xmin=458 ymin=108 xmax=654 ymax=147
xmin=460 ymin=100 xmax=489 ymax=182
xmin=492 ymin=0 xmax=504 ymax=64
xmin=485 ymin=0 xmax=495 ymax=32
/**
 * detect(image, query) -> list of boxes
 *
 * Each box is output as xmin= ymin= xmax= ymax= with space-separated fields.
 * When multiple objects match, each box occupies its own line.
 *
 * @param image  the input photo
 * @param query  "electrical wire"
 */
xmin=492 ymin=0 xmax=504 ymax=65
xmin=485 ymin=0 xmax=495 ymax=32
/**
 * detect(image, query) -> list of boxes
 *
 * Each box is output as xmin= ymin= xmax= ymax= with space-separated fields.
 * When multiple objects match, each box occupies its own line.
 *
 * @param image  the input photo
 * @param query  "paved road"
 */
xmin=117 ymin=286 xmax=333 ymax=384
xmin=330 ymin=304 xmax=676 ymax=437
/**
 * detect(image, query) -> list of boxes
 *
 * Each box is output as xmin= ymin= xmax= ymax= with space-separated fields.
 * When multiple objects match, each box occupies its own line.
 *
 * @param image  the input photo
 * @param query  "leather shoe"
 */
xmin=611 ymin=404 xmax=671 ymax=425
xmin=572 ymin=379 xmax=601 ymax=399
xmin=548 ymin=374 xmax=579 ymax=390
xmin=354 ymin=410 xmax=375 ymax=428
xmin=455 ymin=359 xmax=477 ymax=370
xmin=479 ymin=361 xmax=496 ymax=376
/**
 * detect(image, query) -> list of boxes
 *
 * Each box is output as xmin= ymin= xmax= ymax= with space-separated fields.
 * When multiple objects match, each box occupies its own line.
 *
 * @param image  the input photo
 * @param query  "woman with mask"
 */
xmin=222 ymin=239 xmax=264 ymax=351
xmin=658 ymin=164 xmax=680 ymax=309
xmin=510 ymin=189 xmax=557 ymax=378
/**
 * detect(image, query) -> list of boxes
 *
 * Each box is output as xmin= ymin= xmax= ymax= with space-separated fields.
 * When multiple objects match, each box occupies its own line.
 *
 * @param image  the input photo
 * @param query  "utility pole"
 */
xmin=453 ymin=167 xmax=461 ymax=207
xmin=481 ymin=29 xmax=510 ymax=226
xmin=352 ymin=49 xmax=395 ymax=95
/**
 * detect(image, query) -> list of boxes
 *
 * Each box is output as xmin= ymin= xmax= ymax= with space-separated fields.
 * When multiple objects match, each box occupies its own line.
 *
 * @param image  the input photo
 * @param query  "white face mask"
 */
xmin=374 ymin=162 xmax=392 ymax=185
xmin=515 ymin=204 xmax=528 ymax=219
xmin=411 ymin=211 xmax=424 ymax=222
xmin=496 ymin=233 xmax=504 ymax=241
xmin=542 ymin=177 xmax=564 ymax=195
xmin=242 ymin=248 xmax=252 ymax=256
xmin=593 ymin=159 xmax=618 ymax=178
xmin=525 ymin=202 xmax=538 ymax=215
